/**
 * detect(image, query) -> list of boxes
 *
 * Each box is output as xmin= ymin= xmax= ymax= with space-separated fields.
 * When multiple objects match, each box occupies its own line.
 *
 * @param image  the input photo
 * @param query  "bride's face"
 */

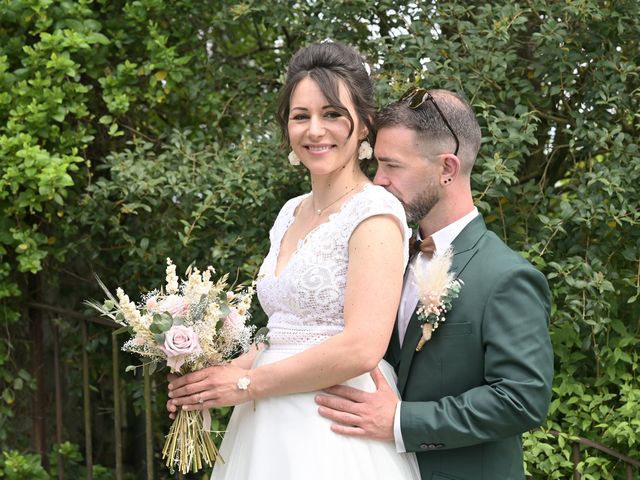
xmin=287 ymin=77 xmax=366 ymax=176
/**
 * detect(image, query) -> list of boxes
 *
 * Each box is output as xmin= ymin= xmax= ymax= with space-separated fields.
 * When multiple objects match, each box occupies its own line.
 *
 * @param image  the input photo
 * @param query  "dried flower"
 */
xmin=85 ymin=258 xmax=263 ymax=474
xmin=412 ymin=247 xmax=463 ymax=351
xmin=166 ymin=258 xmax=179 ymax=294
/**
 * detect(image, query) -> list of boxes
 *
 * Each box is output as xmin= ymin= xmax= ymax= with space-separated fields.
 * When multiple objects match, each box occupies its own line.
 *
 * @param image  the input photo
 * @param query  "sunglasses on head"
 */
xmin=400 ymin=87 xmax=460 ymax=156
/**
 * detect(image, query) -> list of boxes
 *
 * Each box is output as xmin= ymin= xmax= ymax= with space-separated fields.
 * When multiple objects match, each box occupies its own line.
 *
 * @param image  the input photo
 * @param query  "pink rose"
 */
xmin=158 ymin=295 xmax=189 ymax=318
xmin=159 ymin=325 xmax=202 ymax=371
xmin=146 ymin=296 xmax=159 ymax=312
xmin=223 ymin=308 xmax=244 ymax=332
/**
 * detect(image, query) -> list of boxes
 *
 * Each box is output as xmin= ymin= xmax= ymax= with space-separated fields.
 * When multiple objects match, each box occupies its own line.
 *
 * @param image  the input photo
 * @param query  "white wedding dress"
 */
xmin=211 ymin=184 xmax=420 ymax=479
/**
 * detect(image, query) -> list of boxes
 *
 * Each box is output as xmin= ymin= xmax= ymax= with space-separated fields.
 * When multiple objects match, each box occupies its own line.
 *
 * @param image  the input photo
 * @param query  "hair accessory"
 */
xmin=358 ymin=140 xmax=373 ymax=160
xmin=288 ymin=151 xmax=301 ymax=166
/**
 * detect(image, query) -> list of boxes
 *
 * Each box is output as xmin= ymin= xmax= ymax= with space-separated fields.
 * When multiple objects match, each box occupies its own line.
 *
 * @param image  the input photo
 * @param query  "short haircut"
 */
xmin=376 ymin=89 xmax=481 ymax=175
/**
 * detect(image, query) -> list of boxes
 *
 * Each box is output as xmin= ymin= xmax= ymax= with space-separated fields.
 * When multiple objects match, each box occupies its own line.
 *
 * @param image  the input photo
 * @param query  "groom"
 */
xmin=316 ymin=89 xmax=554 ymax=479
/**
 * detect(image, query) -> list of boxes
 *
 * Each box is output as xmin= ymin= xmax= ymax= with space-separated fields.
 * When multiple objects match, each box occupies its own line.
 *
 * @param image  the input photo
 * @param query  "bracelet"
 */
xmin=237 ymin=371 xmax=255 ymax=410
xmin=236 ymin=370 xmax=252 ymax=397
xmin=237 ymin=374 xmax=251 ymax=391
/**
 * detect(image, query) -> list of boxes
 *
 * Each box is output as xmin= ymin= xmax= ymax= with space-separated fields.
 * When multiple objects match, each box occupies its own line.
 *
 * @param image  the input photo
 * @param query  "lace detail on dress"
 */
xmin=256 ymin=184 xmax=410 ymax=348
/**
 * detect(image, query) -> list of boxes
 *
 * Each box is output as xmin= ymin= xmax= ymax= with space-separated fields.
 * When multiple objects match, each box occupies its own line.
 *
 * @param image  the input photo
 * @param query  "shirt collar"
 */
xmin=417 ymin=208 xmax=479 ymax=253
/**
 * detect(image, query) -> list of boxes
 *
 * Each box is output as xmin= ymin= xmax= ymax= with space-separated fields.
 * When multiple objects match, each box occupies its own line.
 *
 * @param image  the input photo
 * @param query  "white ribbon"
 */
xmin=202 ymin=408 xmax=212 ymax=432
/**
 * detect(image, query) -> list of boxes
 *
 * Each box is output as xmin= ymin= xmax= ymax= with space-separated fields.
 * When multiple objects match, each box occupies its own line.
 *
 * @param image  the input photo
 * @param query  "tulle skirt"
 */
xmin=210 ymin=345 xmax=420 ymax=480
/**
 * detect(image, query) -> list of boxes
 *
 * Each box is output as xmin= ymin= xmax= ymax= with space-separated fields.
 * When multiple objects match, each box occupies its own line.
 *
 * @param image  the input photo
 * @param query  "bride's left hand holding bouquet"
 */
xmin=86 ymin=258 xmax=257 ymax=474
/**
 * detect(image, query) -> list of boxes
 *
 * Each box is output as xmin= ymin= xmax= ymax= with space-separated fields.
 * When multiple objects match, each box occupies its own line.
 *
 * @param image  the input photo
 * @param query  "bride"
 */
xmin=167 ymin=41 xmax=420 ymax=479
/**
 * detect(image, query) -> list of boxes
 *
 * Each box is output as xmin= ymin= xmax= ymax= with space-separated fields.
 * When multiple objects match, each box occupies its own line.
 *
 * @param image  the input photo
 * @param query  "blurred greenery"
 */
xmin=1 ymin=0 xmax=638 ymax=478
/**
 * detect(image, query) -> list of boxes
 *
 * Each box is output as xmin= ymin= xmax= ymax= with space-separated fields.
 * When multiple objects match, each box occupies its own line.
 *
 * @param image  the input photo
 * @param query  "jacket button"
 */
xmin=420 ymin=443 xmax=438 ymax=450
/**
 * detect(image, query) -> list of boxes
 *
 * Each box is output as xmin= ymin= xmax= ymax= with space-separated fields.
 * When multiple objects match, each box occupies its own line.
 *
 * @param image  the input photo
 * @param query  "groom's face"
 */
xmin=373 ymin=126 xmax=441 ymax=223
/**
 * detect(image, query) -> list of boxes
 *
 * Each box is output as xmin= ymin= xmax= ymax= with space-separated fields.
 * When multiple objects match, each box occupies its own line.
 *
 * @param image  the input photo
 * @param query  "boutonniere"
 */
xmin=412 ymin=247 xmax=463 ymax=352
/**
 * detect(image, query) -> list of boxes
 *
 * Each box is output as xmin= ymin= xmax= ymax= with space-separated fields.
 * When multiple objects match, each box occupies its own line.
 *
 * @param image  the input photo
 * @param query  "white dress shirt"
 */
xmin=393 ymin=208 xmax=479 ymax=452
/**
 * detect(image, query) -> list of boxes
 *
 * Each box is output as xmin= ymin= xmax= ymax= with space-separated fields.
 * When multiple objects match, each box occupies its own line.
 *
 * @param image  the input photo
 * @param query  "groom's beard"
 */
xmin=403 ymin=181 xmax=440 ymax=223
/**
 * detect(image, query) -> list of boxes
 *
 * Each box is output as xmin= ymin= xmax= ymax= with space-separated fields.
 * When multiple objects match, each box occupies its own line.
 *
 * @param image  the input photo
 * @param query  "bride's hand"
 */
xmin=167 ymin=364 xmax=252 ymax=412
xmin=166 ymin=373 xmax=179 ymax=419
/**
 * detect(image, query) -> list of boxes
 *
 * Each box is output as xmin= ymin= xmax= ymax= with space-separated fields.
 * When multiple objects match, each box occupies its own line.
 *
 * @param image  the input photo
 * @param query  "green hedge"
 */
xmin=1 ymin=1 xmax=638 ymax=478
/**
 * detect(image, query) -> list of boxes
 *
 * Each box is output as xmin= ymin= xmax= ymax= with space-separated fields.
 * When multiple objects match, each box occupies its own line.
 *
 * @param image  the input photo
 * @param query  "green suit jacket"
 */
xmin=387 ymin=215 xmax=553 ymax=480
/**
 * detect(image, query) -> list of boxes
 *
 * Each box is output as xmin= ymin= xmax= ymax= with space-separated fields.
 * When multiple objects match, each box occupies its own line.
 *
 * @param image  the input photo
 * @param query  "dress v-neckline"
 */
xmin=272 ymin=184 xmax=372 ymax=279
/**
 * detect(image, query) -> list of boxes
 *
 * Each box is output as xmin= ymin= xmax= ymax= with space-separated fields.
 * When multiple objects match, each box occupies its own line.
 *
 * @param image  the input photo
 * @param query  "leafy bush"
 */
xmin=0 ymin=450 xmax=48 ymax=480
xmin=1 ymin=1 xmax=638 ymax=478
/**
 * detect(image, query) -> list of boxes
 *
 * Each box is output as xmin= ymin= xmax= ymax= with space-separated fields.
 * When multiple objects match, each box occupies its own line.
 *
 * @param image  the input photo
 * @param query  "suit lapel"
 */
xmin=396 ymin=215 xmax=488 ymax=395
xmin=397 ymin=309 xmax=422 ymax=393
xmin=449 ymin=215 xmax=487 ymax=277
xmin=386 ymin=318 xmax=402 ymax=370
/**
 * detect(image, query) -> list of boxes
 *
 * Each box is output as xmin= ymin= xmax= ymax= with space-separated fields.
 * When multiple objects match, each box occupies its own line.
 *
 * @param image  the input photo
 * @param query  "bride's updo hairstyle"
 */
xmin=276 ymin=41 xmax=375 ymax=150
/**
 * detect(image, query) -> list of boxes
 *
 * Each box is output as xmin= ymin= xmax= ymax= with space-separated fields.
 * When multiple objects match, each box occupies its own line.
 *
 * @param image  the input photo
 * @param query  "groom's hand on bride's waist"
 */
xmin=315 ymin=367 xmax=396 ymax=441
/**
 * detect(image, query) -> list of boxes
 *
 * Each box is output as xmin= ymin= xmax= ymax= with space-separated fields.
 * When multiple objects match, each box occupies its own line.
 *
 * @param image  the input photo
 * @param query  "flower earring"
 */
xmin=288 ymin=151 xmax=301 ymax=166
xmin=358 ymin=140 xmax=372 ymax=160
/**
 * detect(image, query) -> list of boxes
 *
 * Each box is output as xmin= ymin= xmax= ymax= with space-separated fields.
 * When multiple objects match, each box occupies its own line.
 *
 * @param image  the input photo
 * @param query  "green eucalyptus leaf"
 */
xmin=218 ymin=302 xmax=231 ymax=317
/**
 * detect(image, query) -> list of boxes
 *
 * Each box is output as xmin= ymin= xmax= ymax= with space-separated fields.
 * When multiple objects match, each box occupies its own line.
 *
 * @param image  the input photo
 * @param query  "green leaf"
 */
xmin=2 ymin=388 xmax=14 ymax=404
xmin=150 ymin=313 xmax=173 ymax=333
xmin=218 ymin=302 xmax=231 ymax=317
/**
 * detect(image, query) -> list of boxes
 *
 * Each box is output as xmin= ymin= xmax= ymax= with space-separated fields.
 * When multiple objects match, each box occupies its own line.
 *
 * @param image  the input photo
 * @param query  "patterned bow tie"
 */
xmin=408 ymin=235 xmax=436 ymax=259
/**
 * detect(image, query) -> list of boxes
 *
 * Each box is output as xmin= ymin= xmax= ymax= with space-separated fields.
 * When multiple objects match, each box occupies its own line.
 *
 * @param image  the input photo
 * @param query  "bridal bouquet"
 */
xmin=86 ymin=258 xmax=257 ymax=474
xmin=412 ymin=247 xmax=463 ymax=352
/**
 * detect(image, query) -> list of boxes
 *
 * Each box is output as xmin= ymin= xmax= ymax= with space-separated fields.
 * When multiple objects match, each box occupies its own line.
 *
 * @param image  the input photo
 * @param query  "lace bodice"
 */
xmin=256 ymin=184 xmax=410 ymax=347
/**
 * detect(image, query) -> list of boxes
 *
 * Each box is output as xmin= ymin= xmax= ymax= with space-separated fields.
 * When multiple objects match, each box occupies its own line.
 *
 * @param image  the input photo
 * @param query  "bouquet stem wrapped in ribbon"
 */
xmin=87 ymin=258 xmax=259 ymax=474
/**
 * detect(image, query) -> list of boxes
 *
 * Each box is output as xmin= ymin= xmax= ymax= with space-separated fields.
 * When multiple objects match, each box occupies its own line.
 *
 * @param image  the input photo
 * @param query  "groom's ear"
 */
xmin=440 ymin=154 xmax=461 ymax=185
